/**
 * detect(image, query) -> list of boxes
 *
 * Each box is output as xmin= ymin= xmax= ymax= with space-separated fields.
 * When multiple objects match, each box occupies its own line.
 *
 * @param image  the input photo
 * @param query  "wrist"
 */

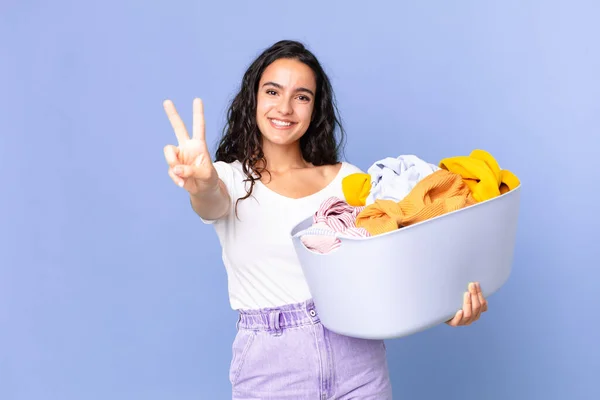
xmin=190 ymin=179 xmax=221 ymax=199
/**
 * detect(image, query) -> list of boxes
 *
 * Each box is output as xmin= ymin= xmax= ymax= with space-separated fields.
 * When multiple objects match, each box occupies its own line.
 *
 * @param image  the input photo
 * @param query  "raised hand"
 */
xmin=163 ymin=98 xmax=218 ymax=196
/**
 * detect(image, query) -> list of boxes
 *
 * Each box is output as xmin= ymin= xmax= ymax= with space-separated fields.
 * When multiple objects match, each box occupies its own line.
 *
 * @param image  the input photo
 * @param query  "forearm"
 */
xmin=189 ymin=179 xmax=231 ymax=220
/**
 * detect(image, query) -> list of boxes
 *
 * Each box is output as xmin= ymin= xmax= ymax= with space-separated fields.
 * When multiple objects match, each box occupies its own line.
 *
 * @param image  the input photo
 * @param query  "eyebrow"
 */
xmin=262 ymin=81 xmax=315 ymax=97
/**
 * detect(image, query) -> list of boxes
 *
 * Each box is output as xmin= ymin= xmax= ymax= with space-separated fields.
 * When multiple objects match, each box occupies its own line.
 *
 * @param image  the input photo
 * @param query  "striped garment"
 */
xmin=299 ymin=197 xmax=371 ymax=254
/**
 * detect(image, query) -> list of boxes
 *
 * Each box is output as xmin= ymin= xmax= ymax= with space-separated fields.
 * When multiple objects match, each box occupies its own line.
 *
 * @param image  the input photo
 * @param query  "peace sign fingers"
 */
xmin=192 ymin=98 xmax=206 ymax=141
xmin=163 ymin=99 xmax=190 ymax=145
xmin=192 ymin=98 xmax=211 ymax=158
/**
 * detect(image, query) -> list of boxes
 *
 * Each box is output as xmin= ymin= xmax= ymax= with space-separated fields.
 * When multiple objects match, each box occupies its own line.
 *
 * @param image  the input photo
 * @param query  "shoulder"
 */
xmin=339 ymin=161 xmax=364 ymax=176
xmin=213 ymin=159 xmax=242 ymax=171
xmin=212 ymin=160 xmax=245 ymax=176
xmin=211 ymin=160 xmax=246 ymax=191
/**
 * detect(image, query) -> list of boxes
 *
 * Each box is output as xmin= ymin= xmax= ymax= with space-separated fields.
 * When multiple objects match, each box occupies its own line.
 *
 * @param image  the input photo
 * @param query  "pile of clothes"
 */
xmin=299 ymin=149 xmax=520 ymax=254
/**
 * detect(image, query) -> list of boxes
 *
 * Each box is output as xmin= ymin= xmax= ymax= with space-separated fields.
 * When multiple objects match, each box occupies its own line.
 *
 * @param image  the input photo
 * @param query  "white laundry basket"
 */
xmin=290 ymin=185 xmax=521 ymax=340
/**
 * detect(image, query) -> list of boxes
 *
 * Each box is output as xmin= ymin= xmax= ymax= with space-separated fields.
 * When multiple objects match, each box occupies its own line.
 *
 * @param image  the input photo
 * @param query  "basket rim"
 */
xmin=290 ymin=184 xmax=521 ymax=243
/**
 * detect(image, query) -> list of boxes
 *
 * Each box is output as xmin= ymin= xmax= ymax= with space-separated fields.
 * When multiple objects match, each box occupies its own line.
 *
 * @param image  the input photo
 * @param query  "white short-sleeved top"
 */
xmin=201 ymin=160 xmax=363 ymax=311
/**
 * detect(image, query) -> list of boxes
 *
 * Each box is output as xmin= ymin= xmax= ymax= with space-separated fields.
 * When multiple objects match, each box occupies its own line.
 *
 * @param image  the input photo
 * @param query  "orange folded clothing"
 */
xmin=355 ymin=169 xmax=476 ymax=236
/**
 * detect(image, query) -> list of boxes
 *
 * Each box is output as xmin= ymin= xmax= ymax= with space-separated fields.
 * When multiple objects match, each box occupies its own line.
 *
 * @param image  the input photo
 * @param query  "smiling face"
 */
xmin=255 ymin=58 xmax=317 ymax=148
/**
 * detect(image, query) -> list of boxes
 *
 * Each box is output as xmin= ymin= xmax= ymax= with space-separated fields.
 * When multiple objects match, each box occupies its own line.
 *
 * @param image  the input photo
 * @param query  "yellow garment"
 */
xmin=342 ymin=173 xmax=372 ymax=206
xmin=438 ymin=149 xmax=520 ymax=202
xmin=355 ymin=169 xmax=476 ymax=236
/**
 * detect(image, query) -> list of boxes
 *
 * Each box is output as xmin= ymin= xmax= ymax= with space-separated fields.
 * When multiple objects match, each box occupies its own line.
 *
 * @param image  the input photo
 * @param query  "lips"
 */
xmin=269 ymin=118 xmax=296 ymax=129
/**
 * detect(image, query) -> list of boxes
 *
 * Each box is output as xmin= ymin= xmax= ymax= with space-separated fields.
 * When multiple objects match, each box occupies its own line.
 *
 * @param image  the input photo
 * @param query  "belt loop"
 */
xmin=269 ymin=310 xmax=282 ymax=336
xmin=236 ymin=313 xmax=241 ymax=331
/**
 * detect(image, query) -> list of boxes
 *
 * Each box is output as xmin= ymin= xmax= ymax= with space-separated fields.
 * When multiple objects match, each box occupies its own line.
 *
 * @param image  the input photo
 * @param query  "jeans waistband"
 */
xmin=236 ymin=299 xmax=320 ymax=332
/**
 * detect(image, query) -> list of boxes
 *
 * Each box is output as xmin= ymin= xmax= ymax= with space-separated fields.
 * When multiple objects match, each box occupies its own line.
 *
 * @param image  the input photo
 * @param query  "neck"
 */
xmin=260 ymin=139 xmax=308 ymax=172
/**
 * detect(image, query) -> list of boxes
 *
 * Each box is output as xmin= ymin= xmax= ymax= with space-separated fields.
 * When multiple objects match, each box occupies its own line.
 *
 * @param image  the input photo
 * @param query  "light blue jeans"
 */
xmin=230 ymin=299 xmax=393 ymax=399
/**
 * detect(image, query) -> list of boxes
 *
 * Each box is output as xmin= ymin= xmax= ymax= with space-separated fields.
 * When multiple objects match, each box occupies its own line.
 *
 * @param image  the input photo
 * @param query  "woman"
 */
xmin=163 ymin=40 xmax=487 ymax=399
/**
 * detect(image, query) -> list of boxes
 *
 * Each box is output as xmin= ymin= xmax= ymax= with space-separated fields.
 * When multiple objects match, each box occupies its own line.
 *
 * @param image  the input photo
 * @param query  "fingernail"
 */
xmin=178 ymin=180 xmax=184 ymax=187
xmin=476 ymin=282 xmax=481 ymax=291
xmin=174 ymin=166 xmax=182 ymax=175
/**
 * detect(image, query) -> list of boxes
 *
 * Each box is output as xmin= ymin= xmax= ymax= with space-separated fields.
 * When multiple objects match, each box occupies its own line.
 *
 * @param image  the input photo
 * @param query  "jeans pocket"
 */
xmin=229 ymin=330 xmax=256 ymax=386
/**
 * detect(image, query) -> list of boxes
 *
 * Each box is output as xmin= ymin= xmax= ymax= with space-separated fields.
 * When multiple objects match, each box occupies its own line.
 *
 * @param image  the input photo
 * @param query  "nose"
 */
xmin=276 ymin=97 xmax=293 ymax=116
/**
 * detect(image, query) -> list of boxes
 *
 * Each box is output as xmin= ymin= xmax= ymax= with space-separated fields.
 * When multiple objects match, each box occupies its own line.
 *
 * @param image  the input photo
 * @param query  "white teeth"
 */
xmin=271 ymin=119 xmax=292 ymax=126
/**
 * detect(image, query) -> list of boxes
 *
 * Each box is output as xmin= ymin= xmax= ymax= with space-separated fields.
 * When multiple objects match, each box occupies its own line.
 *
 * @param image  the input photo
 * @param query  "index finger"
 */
xmin=192 ymin=98 xmax=205 ymax=141
xmin=163 ymin=99 xmax=190 ymax=144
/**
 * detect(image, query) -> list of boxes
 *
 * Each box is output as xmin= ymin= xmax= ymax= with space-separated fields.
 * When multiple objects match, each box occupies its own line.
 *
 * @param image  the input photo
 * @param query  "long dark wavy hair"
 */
xmin=215 ymin=39 xmax=346 ymax=213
